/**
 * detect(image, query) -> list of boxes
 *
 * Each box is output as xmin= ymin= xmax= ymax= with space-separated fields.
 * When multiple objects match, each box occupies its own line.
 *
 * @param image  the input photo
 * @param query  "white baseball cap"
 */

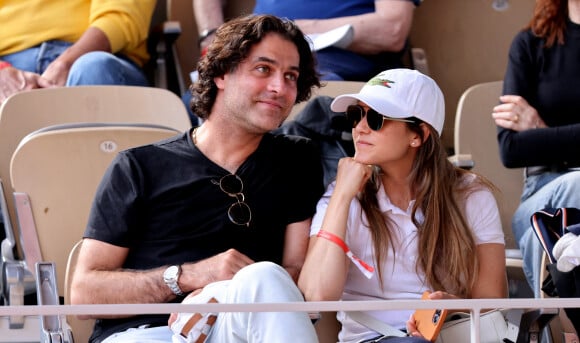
xmin=330 ymin=68 xmax=445 ymax=135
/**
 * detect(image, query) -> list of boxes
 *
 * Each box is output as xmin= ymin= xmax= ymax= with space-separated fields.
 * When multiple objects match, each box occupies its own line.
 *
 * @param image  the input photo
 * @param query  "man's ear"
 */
xmin=214 ymin=75 xmax=225 ymax=89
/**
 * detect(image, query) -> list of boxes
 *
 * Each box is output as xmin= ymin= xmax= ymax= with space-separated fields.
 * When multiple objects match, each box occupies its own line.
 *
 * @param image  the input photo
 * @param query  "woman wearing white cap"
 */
xmin=298 ymin=69 xmax=507 ymax=343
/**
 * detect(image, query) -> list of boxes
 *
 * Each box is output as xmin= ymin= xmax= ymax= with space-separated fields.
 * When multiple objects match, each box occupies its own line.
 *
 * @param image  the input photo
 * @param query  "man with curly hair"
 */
xmin=71 ymin=14 xmax=323 ymax=343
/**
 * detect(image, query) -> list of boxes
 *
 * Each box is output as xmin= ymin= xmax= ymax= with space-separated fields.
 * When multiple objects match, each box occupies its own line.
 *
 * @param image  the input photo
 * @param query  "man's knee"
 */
xmin=230 ymin=262 xmax=302 ymax=301
xmin=233 ymin=261 xmax=290 ymax=285
xmin=551 ymin=172 xmax=580 ymax=206
xmin=68 ymin=51 xmax=116 ymax=84
xmin=68 ymin=52 xmax=145 ymax=86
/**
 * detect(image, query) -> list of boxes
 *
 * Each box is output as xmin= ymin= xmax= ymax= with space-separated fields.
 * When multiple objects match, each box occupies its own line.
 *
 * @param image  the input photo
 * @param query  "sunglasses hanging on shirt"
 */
xmin=212 ymin=174 xmax=252 ymax=227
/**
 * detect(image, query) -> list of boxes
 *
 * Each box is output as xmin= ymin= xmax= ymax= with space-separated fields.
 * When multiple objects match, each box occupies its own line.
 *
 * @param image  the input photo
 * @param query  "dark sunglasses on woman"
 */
xmin=345 ymin=104 xmax=418 ymax=131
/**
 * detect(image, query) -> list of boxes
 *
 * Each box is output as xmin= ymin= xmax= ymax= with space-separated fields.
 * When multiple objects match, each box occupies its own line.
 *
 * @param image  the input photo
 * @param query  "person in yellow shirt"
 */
xmin=0 ymin=0 xmax=156 ymax=104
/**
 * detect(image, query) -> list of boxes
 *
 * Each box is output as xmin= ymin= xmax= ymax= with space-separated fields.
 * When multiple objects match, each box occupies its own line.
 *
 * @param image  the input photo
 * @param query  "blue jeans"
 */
xmin=1 ymin=40 xmax=148 ymax=86
xmin=512 ymin=170 xmax=580 ymax=297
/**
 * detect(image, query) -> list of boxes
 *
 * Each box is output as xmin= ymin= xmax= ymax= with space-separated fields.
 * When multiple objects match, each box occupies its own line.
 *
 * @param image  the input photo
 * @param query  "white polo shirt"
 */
xmin=310 ymin=177 xmax=504 ymax=343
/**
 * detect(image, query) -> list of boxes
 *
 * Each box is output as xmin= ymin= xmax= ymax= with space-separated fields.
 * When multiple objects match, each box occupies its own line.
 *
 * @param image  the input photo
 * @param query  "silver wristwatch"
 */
xmin=163 ymin=265 xmax=185 ymax=296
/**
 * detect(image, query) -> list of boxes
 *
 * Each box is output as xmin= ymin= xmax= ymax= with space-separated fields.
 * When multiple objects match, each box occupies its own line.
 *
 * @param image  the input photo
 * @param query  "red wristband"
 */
xmin=317 ymin=230 xmax=375 ymax=278
xmin=0 ymin=61 xmax=12 ymax=70
xmin=200 ymin=46 xmax=208 ymax=58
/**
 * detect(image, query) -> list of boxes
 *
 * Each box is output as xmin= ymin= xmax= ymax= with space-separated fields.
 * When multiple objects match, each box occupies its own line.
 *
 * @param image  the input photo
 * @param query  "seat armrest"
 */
xmin=147 ymin=20 xmax=184 ymax=95
xmin=516 ymin=308 xmax=558 ymax=343
xmin=1 ymin=178 xmax=17 ymax=262
xmin=506 ymin=248 xmax=523 ymax=261
xmin=411 ymin=47 xmax=430 ymax=76
xmin=506 ymin=248 xmax=526 ymax=285
xmin=2 ymin=261 xmax=35 ymax=328
xmin=447 ymin=154 xmax=475 ymax=170
xmin=162 ymin=21 xmax=181 ymax=42
xmin=36 ymin=262 xmax=73 ymax=343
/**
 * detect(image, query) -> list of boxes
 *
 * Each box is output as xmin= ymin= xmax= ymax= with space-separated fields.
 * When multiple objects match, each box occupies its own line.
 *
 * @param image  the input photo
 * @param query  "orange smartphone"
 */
xmin=412 ymin=291 xmax=448 ymax=342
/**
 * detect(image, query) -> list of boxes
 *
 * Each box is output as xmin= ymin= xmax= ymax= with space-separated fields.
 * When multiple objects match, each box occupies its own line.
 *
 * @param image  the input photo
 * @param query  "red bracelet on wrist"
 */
xmin=200 ymin=46 xmax=208 ymax=58
xmin=0 ymin=61 xmax=12 ymax=70
xmin=316 ymin=230 xmax=375 ymax=279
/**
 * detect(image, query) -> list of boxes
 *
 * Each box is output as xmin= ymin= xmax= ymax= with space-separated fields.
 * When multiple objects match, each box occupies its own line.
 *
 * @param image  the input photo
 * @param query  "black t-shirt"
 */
xmin=85 ymin=129 xmax=324 ymax=342
xmin=498 ymin=20 xmax=580 ymax=168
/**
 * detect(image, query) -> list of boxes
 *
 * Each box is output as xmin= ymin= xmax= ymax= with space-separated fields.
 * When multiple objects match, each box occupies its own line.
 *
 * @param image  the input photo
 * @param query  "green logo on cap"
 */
xmin=367 ymin=77 xmax=395 ymax=88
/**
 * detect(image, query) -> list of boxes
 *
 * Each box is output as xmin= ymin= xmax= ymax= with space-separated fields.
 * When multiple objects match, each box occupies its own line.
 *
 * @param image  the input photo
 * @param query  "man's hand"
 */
xmin=0 ymin=67 xmax=55 ymax=103
xmin=41 ymin=59 xmax=71 ymax=87
xmin=180 ymin=249 xmax=254 ymax=292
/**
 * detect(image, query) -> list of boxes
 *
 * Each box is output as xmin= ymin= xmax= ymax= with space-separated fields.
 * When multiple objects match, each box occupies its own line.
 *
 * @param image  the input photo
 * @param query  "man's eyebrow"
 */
xmin=254 ymin=56 xmax=300 ymax=73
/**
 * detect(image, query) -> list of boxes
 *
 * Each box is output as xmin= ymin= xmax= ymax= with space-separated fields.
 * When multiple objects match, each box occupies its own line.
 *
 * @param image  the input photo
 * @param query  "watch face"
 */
xmin=164 ymin=265 xmax=184 ymax=296
xmin=164 ymin=265 xmax=179 ymax=280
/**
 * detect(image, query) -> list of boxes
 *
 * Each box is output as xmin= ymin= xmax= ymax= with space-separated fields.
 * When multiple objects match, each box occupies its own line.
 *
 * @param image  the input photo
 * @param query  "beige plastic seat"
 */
xmin=0 ymin=85 xmax=191 ymax=264
xmin=9 ymin=123 xmax=181 ymax=297
xmin=1 ymin=123 xmax=179 ymax=340
xmin=449 ymin=80 xmax=527 ymax=287
xmin=451 ymin=81 xmax=524 ymax=248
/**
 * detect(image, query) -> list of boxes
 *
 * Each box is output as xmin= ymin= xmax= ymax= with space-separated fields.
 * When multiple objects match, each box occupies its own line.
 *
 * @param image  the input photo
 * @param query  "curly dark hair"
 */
xmin=190 ymin=14 xmax=321 ymax=119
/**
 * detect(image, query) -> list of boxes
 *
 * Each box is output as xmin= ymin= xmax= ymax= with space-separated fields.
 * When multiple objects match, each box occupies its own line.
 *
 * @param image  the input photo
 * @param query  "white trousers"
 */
xmin=102 ymin=262 xmax=318 ymax=343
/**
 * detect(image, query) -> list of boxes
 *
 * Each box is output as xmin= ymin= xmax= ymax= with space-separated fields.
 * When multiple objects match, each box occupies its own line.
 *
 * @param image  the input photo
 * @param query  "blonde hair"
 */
xmin=359 ymin=124 xmax=495 ymax=298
